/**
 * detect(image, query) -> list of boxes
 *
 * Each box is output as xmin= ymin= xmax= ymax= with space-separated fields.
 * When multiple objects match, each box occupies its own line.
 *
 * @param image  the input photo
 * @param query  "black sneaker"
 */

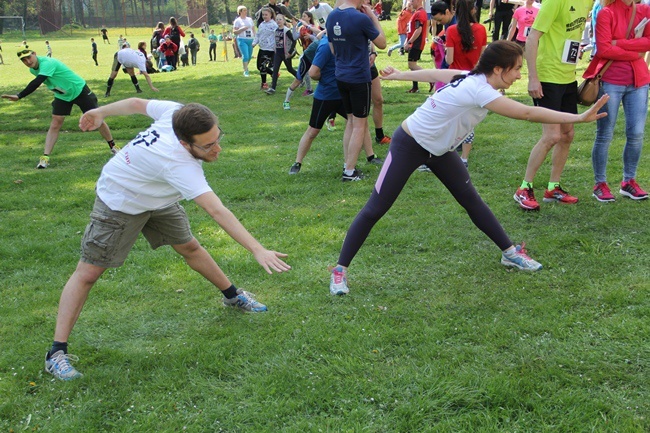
xmin=136 ymin=88 xmax=143 ymax=94
xmin=288 ymin=162 xmax=301 ymax=175
xmin=342 ymin=169 xmax=364 ymax=182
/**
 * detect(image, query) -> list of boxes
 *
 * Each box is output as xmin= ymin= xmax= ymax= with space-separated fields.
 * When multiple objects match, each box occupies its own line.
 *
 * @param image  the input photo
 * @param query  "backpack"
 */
xmin=188 ymin=38 xmax=197 ymax=50
xmin=170 ymin=26 xmax=180 ymax=39
xmin=151 ymin=35 xmax=160 ymax=50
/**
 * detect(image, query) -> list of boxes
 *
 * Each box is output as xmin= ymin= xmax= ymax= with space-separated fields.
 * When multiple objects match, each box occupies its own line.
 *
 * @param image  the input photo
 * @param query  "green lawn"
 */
xmin=0 ymin=25 xmax=648 ymax=432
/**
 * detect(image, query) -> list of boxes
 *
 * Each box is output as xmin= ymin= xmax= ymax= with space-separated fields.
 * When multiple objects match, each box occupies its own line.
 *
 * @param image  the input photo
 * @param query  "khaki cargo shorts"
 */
xmin=80 ymin=196 xmax=194 ymax=268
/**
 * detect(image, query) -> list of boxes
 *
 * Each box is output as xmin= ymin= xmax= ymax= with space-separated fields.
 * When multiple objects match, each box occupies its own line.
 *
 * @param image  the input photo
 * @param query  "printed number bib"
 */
xmin=561 ymin=39 xmax=580 ymax=64
xmin=524 ymin=26 xmax=532 ymax=37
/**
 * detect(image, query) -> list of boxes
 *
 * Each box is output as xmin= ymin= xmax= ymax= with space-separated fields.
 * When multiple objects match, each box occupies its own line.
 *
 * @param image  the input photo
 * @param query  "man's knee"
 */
xmin=49 ymin=116 xmax=65 ymax=130
xmin=174 ymin=238 xmax=201 ymax=257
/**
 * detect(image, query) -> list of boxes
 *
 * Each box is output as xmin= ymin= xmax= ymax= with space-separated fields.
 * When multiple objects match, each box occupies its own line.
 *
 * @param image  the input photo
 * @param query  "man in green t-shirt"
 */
xmin=513 ymin=0 xmax=592 ymax=211
xmin=1 ymin=47 xmax=117 ymax=169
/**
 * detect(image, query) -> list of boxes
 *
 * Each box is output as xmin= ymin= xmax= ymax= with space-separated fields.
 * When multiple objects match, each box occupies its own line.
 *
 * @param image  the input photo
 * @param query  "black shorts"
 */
xmin=102 ymin=34 xmax=108 ymax=40
xmin=111 ymin=52 xmax=122 ymax=72
xmin=408 ymin=47 xmax=422 ymax=62
xmin=336 ymin=80 xmax=371 ymax=118
xmin=532 ymin=81 xmax=578 ymax=114
xmin=297 ymin=55 xmax=312 ymax=81
xmin=51 ymin=85 xmax=99 ymax=116
xmin=370 ymin=64 xmax=379 ymax=80
xmin=309 ymin=98 xmax=348 ymax=129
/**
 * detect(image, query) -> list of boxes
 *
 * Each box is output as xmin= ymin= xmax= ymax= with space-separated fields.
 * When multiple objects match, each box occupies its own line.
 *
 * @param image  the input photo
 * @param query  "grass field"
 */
xmin=0 ymin=25 xmax=649 ymax=432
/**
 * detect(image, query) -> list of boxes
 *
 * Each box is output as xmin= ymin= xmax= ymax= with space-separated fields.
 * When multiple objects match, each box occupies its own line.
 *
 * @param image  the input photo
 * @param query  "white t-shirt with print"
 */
xmin=234 ymin=17 xmax=255 ymax=39
xmin=405 ymin=73 xmax=502 ymax=156
xmin=309 ymin=2 xmax=333 ymax=26
xmin=97 ymin=100 xmax=213 ymax=215
xmin=117 ymin=48 xmax=147 ymax=72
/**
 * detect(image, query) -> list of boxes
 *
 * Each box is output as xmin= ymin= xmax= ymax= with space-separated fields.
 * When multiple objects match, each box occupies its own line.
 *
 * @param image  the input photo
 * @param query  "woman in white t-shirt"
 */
xmin=233 ymin=5 xmax=256 ymax=76
xmin=328 ymin=41 xmax=609 ymax=295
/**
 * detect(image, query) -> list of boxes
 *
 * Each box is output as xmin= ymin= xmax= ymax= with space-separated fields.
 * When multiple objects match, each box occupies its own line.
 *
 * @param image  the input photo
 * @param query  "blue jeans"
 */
xmin=593 ymin=81 xmax=648 ymax=183
xmin=388 ymin=34 xmax=407 ymax=52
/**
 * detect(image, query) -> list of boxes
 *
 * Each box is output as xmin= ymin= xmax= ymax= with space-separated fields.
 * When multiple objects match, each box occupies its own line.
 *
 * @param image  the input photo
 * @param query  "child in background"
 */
xmin=266 ymin=14 xmax=298 ymax=95
xmin=507 ymin=0 xmax=539 ymax=48
xmin=91 ymin=38 xmax=98 ymax=66
xmin=253 ymin=7 xmax=279 ymax=90
xmin=45 ymin=40 xmax=52 ymax=57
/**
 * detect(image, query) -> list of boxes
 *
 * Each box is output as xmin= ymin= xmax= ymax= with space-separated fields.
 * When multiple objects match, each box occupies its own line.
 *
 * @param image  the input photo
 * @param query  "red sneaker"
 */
xmin=407 ymin=88 xmax=419 ymax=93
xmin=619 ymin=179 xmax=648 ymax=200
xmin=376 ymin=136 xmax=391 ymax=145
xmin=261 ymin=83 xmax=269 ymax=90
xmin=543 ymin=185 xmax=578 ymax=204
xmin=514 ymin=187 xmax=540 ymax=211
xmin=593 ymin=182 xmax=615 ymax=202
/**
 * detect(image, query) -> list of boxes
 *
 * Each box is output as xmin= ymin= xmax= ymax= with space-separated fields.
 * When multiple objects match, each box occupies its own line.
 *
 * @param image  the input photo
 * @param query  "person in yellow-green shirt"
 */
xmin=2 ymin=47 xmax=117 ymax=169
xmin=513 ymin=0 xmax=593 ymax=211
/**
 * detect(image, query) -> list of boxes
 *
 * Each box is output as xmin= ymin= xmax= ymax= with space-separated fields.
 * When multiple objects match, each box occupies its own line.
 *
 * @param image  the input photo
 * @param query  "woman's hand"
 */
xmin=578 ymin=94 xmax=610 ymax=123
xmin=379 ymin=66 xmax=401 ymax=80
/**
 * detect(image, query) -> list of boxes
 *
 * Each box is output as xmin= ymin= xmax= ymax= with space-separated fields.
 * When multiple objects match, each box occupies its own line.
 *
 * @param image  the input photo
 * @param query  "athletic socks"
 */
xmin=520 ymin=181 xmax=533 ymax=189
xmin=285 ymin=87 xmax=294 ymax=103
xmin=48 ymin=341 xmax=68 ymax=358
xmin=222 ymin=284 xmax=239 ymax=299
xmin=375 ymin=128 xmax=385 ymax=140
xmin=548 ymin=182 xmax=560 ymax=190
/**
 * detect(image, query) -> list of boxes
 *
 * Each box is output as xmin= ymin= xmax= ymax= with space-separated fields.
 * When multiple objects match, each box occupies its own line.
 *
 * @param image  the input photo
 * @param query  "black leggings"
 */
xmin=271 ymin=53 xmax=297 ymax=90
xmin=337 ymin=126 xmax=512 ymax=267
xmin=492 ymin=9 xmax=514 ymax=41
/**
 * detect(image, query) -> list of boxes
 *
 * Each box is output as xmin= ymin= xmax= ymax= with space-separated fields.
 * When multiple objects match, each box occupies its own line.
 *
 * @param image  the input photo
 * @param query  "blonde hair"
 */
xmin=237 ymin=5 xmax=247 ymax=15
xmin=261 ymin=6 xmax=276 ymax=19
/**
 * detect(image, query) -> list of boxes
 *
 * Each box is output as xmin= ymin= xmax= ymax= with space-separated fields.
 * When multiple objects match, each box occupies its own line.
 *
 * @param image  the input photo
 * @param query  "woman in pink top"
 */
xmin=445 ymin=0 xmax=488 ymax=166
xmin=507 ymin=0 xmax=539 ymax=47
xmin=584 ymin=0 xmax=650 ymax=202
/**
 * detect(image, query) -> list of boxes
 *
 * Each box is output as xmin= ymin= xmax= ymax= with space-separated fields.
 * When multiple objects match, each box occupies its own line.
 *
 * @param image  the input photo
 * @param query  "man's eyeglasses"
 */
xmin=190 ymin=127 xmax=225 ymax=152
xmin=17 ymin=49 xmax=32 ymax=58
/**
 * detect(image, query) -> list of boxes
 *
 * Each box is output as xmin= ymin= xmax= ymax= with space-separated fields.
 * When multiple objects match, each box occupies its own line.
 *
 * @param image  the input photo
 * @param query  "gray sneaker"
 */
xmin=329 ymin=265 xmax=350 ymax=295
xmin=501 ymin=244 xmax=542 ymax=271
xmin=223 ymin=290 xmax=268 ymax=312
xmin=45 ymin=350 xmax=83 ymax=380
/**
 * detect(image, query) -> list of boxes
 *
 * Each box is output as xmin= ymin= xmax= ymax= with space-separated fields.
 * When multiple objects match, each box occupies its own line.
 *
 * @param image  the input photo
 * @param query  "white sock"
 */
xmin=285 ymin=88 xmax=294 ymax=103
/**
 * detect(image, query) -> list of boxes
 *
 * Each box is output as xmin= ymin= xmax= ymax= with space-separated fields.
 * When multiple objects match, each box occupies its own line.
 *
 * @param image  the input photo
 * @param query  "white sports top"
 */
xmin=117 ymin=48 xmax=147 ymax=72
xmin=405 ymin=73 xmax=502 ymax=156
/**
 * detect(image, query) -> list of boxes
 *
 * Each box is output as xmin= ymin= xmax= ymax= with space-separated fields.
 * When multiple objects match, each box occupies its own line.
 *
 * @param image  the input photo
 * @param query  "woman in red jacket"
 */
xmin=584 ymin=0 xmax=650 ymax=202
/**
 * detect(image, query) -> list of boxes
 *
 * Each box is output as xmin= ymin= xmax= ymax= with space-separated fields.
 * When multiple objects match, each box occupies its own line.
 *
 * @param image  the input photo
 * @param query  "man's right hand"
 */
xmin=528 ymin=77 xmax=544 ymax=100
xmin=1 ymin=95 xmax=20 ymax=102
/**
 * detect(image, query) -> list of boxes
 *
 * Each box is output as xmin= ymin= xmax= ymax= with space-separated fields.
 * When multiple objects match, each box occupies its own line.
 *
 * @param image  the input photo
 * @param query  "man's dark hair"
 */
xmin=172 ymin=103 xmax=218 ymax=144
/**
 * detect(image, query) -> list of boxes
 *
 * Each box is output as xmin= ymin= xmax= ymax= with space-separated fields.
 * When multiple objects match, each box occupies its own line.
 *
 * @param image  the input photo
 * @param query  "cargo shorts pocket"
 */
xmin=82 ymin=211 xmax=128 ymax=263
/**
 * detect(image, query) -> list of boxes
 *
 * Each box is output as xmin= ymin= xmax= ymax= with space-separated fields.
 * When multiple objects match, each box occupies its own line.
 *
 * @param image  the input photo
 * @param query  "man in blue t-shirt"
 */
xmin=289 ymin=35 xmax=359 ymax=176
xmin=325 ymin=0 xmax=386 ymax=182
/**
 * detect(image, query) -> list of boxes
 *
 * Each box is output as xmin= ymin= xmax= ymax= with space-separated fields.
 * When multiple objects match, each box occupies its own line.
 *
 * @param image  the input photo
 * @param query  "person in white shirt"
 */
xmin=105 ymin=45 xmax=159 ymax=97
xmin=309 ymin=0 xmax=334 ymax=26
xmin=328 ymin=41 xmax=608 ymax=295
xmin=44 ymin=98 xmax=291 ymax=381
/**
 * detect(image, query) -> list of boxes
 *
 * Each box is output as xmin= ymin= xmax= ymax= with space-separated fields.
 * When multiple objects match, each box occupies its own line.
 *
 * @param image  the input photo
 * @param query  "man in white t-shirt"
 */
xmin=43 ymin=98 xmax=291 ymax=381
xmin=309 ymin=0 xmax=334 ymax=26
xmin=105 ymin=45 xmax=159 ymax=97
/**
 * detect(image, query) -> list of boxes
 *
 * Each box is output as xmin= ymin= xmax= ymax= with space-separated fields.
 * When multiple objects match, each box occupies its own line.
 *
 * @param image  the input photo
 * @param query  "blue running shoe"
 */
xmin=223 ymin=290 xmax=268 ymax=312
xmin=501 ymin=244 xmax=542 ymax=271
xmin=45 ymin=350 xmax=83 ymax=380
xmin=329 ymin=265 xmax=350 ymax=295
